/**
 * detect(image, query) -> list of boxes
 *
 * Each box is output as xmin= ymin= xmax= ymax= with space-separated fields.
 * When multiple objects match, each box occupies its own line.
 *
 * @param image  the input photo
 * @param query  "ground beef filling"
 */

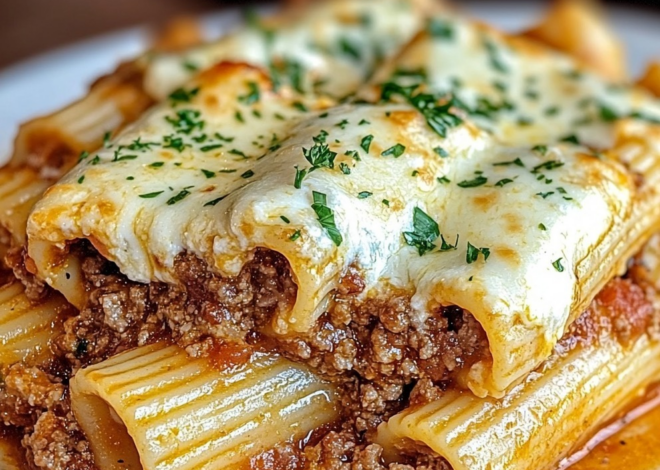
xmin=17 ymin=243 xmax=659 ymax=470
xmin=0 ymin=364 xmax=96 ymax=470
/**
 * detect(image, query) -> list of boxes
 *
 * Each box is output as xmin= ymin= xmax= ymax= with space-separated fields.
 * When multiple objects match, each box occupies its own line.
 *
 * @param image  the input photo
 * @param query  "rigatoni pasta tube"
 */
xmin=0 ymin=167 xmax=51 ymax=246
xmin=71 ymin=342 xmax=340 ymax=470
xmin=0 ymin=281 xmax=72 ymax=367
xmin=377 ymin=331 xmax=660 ymax=470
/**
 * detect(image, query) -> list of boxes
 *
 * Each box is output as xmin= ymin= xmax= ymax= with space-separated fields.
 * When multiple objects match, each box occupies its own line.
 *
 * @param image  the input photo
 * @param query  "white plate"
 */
xmin=0 ymin=2 xmax=659 ymax=164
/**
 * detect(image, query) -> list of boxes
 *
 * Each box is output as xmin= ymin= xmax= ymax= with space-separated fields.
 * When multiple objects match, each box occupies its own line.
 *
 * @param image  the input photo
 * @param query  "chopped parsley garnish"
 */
xmin=77 ymin=175 xmax=85 ymax=184
xmin=560 ymin=134 xmax=580 ymax=145
xmin=139 ymin=191 xmax=164 ymax=199
xmin=532 ymin=160 xmax=564 ymax=173
xmin=536 ymin=191 xmax=554 ymax=199
xmin=345 ymin=150 xmax=361 ymax=161
xmin=182 ymin=60 xmax=199 ymax=71
xmin=434 ymin=146 xmax=449 ymax=158
xmin=167 ymin=189 xmax=192 ymax=205
xmin=493 ymin=158 xmax=524 ymax=167
xmin=169 ymin=86 xmax=200 ymax=104
xmin=200 ymin=143 xmax=224 ymax=152
xmin=484 ymin=39 xmax=508 ymax=74
xmin=598 ymin=103 xmax=620 ymax=122
xmin=165 ymin=109 xmax=204 ymax=134
xmin=201 ymin=169 xmax=215 ymax=178
xmin=148 ymin=162 xmax=164 ymax=168
xmin=90 ymin=156 xmax=101 ymax=165
xmin=381 ymin=82 xmax=463 ymax=137
xmin=204 ymin=195 xmax=227 ymax=207
xmin=280 ymin=215 xmax=291 ymax=224
xmin=311 ymin=191 xmax=342 ymax=246
xmin=359 ymin=119 xmax=370 ymax=126
xmin=126 ymin=176 xmax=134 ymax=181
xmin=229 ymin=149 xmax=249 ymax=159
xmin=552 ymin=258 xmax=565 ymax=272
xmin=630 ymin=111 xmax=660 ymax=124
xmin=539 ymin=223 xmax=547 ymax=231
xmin=114 ymin=153 xmax=138 ymax=162
xmin=358 ymin=191 xmax=373 ymax=199
xmin=495 ymin=178 xmax=514 ymax=187
xmin=78 ymin=150 xmax=89 ymax=162
xmin=103 ymin=131 xmax=112 ymax=148
xmin=219 ymin=169 xmax=237 ymax=174
xmin=382 ymin=199 xmax=390 ymax=206
xmin=235 ymin=111 xmax=245 ymax=123
xmin=241 ymin=170 xmax=255 ymax=179
xmin=304 ymin=140 xmax=337 ymax=170
xmin=336 ymin=119 xmax=349 ymax=129
xmin=427 ymin=18 xmax=454 ymax=40
xmin=360 ymin=135 xmax=374 ymax=153
xmin=128 ymin=138 xmax=159 ymax=151
xmin=544 ymin=106 xmax=560 ymax=116
xmin=403 ymin=207 xmax=440 ymax=256
xmin=466 ymin=242 xmax=490 ymax=264
xmin=162 ymin=135 xmax=188 ymax=152
xmin=381 ymin=143 xmax=406 ymax=158
xmin=215 ymin=133 xmax=235 ymax=142
xmin=294 ymin=166 xmax=307 ymax=189
xmin=293 ymin=101 xmax=308 ymax=112
xmin=270 ymin=59 xmax=304 ymax=93
xmin=532 ymin=145 xmax=548 ymax=156
xmin=437 ymin=176 xmax=451 ymax=184
xmin=289 ymin=230 xmax=301 ymax=242
xmin=340 ymin=163 xmax=351 ymax=175
xmin=457 ymin=176 xmax=487 ymax=188
xmin=238 ymin=81 xmax=260 ymax=105
xmin=339 ymin=37 xmax=361 ymax=60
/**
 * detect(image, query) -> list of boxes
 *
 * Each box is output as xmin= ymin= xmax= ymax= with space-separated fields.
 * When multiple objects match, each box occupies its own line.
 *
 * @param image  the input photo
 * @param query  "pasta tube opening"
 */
xmin=71 ymin=342 xmax=340 ymax=470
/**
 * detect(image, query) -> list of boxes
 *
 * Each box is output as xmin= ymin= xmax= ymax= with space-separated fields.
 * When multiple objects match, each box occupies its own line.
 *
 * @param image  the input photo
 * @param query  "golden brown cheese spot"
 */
xmin=502 ymin=212 xmax=524 ymax=235
xmin=493 ymin=246 xmax=521 ymax=266
xmin=472 ymin=192 xmax=500 ymax=212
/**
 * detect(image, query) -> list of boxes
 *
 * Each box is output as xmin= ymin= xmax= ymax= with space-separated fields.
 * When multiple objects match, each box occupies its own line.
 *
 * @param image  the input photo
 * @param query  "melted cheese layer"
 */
xmin=143 ymin=0 xmax=431 ymax=101
xmin=28 ymin=54 xmax=654 ymax=396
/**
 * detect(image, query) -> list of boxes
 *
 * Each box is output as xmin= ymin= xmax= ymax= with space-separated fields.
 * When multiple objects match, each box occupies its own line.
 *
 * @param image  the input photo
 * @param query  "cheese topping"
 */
xmin=29 ymin=28 xmax=658 ymax=394
xmin=143 ymin=0 xmax=429 ymax=101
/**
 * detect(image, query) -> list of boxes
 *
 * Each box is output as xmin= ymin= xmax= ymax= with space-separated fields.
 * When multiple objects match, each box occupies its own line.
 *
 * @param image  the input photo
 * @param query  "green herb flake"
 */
xmin=204 ymin=195 xmax=227 ymax=207
xmin=427 ymin=18 xmax=454 ymax=40
xmin=457 ymin=176 xmax=487 ymax=188
xmin=466 ymin=242 xmax=490 ymax=264
xmin=201 ymin=169 xmax=215 ymax=178
xmin=229 ymin=149 xmax=249 ymax=159
xmin=544 ymin=106 xmax=560 ymax=117
xmin=139 ymin=191 xmax=164 ymax=199
xmin=538 ymin=223 xmax=547 ymax=231
xmin=536 ymin=191 xmax=554 ymax=199
xmin=289 ymin=230 xmax=301 ymax=242
xmin=78 ymin=150 xmax=90 ymax=162
xmin=493 ymin=157 xmax=524 ymax=167
xmin=103 ymin=131 xmax=113 ymax=148
xmin=294 ymin=166 xmax=307 ymax=189
xmin=552 ymin=258 xmax=565 ymax=272
xmin=238 ymin=81 xmax=260 ymax=105
xmin=293 ymin=101 xmax=308 ymax=112
xmin=560 ymin=134 xmax=580 ymax=145
xmin=311 ymin=191 xmax=342 ymax=246
xmin=169 ymin=86 xmax=200 ymax=104
xmin=339 ymin=37 xmax=361 ymax=60
xmin=381 ymin=143 xmax=406 ymax=158
xmin=358 ymin=191 xmax=373 ymax=199
xmin=360 ymin=135 xmax=374 ymax=153
xmin=437 ymin=176 xmax=451 ymax=184
xmin=532 ymin=160 xmax=564 ymax=173
xmin=495 ymin=178 xmax=514 ymax=187
xmin=359 ymin=119 xmax=370 ymax=126
xmin=77 ymin=175 xmax=85 ymax=184
xmin=165 ymin=109 xmax=204 ymax=134
xmin=340 ymin=163 xmax=351 ymax=175
xmin=403 ymin=207 xmax=440 ymax=256
xmin=382 ymin=199 xmax=390 ymax=206
xmin=167 ymin=189 xmax=192 ymax=206
xmin=241 ymin=170 xmax=255 ymax=179
xmin=200 ymin=143 xmax=224 ymax=152
xmin=434 ymin=146 xmax=449 ymax=158
xmin=532 ymin=145 xmax=548 ymax=156
xmin=280 ymin=215 xmax=291 ymax=224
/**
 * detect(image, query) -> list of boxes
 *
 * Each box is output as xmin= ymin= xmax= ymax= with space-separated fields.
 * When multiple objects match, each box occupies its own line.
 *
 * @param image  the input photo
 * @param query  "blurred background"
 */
xmin=1 ymin=0 xmax=659 ymax=69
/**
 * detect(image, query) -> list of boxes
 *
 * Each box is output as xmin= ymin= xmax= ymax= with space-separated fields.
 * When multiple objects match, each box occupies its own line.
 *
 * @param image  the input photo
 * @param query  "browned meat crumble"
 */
xmin=5 ymin=241 xmax=660 ymax=470
xmin=5 ymin=246 xmax=50 ymax=302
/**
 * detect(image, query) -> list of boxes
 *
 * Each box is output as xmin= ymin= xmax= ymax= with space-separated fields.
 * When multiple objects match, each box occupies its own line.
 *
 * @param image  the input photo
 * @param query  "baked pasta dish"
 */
xmin=2 ymin=0 xmax=660 ymax=468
